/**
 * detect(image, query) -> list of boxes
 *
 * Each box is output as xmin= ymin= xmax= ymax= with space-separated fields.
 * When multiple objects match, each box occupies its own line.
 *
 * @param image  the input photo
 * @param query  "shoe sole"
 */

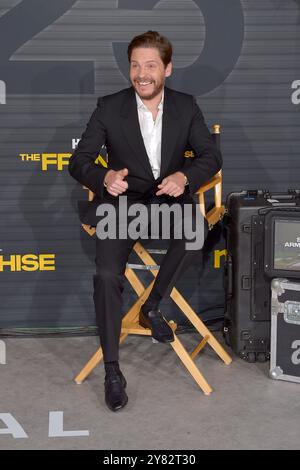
xmin=106 ymin=395 xmax=128 ymax=412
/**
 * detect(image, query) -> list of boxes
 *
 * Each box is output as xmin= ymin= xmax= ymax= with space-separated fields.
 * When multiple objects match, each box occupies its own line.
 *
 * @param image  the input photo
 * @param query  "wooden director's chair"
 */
xmin=75 ymin=125 xmax=232 ymax=395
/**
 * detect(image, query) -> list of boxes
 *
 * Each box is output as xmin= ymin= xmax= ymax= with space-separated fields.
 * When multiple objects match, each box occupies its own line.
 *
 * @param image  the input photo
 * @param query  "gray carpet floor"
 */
xmin=0 ymin=333 xmax=299 ymax=450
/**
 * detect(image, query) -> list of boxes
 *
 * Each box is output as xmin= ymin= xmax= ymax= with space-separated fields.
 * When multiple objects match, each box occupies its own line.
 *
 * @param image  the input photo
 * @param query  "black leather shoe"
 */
xmin=139 ymin=308 xmax=174 ymax=343
xmin=117 ymin=369 xmax=127 ymax=389
xmin=104 ymin=373 xmax=128 ymax=412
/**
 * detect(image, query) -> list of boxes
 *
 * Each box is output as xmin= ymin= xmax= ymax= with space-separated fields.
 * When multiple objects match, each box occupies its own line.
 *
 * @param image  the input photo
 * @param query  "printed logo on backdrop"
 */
xmin=1 ymin=0 xmax=243 ymax=97
xmin=291 ymin=80 xmax=300 ymax=105
xmin=0 ymin=412 xmax=89 ymax=439
xmin=291 ymin=340 xmax=300 ymax=365
xmin=0 ymin=80 xmax=6 ymax=104
xmin=18 ymin=140 xmax=107 ymax=171
xmin=0 ymin=340 xmax=6 ymax=365
xmin=18 ymin=152 xmax=72 ymax=171
xmin=113 ymin=0 xmax=244 ymax=95
xmin=0 ymin=254 xmax=55 ymax=272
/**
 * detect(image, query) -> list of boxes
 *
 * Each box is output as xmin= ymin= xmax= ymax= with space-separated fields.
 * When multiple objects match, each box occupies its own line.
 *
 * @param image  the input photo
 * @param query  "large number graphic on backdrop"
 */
xmin=0 ymin=0 xmax=94 ymax=94
xmin=0 ymin=0 xmax=243 ymax=97
xmin=113 ymin=0 xmax=244 ymax=95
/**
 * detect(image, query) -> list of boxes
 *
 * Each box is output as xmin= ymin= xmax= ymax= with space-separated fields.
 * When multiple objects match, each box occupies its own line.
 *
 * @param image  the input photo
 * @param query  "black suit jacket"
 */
xmin=69 ymin=86 xmax=222 ymax=225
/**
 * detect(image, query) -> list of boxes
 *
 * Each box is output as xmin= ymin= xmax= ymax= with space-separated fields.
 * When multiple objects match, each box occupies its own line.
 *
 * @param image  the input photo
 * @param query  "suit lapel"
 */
xmin=121 ymin=87 xmax=154 ymax=179
xmin=160 ymin=87 xmax=180 ymax=177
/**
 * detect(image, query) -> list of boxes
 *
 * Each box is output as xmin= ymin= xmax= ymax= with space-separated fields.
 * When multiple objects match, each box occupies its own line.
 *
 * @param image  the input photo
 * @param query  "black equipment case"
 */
xmin=223 ymin=190 xmax=300 ymax=362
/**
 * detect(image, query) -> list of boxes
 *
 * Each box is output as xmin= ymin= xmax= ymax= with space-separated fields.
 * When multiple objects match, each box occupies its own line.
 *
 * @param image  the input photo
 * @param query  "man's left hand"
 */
xmin=156 ymin=171 xmax=187 ymax=197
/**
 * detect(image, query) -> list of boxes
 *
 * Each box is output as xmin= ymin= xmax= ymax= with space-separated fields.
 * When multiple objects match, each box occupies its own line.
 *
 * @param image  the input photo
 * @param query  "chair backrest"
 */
xmin=81 ymin=124 xmax=223 ymax=235
xmin=194 ymin=124 xmax=224 ymax=227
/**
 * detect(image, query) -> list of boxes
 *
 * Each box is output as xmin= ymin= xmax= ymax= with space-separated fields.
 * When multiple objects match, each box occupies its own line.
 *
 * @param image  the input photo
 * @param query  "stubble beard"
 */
xmin=133 ymin=80 xmax=164 ymax=101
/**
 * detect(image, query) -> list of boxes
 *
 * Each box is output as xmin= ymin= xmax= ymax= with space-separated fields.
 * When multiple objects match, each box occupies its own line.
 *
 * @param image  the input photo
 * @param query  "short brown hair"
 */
xmin=127 ymin=31 xmax=172 ymax=67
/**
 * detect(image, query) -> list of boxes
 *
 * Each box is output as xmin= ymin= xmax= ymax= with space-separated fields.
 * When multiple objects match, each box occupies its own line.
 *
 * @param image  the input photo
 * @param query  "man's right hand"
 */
xmin=104 ymin=168 xmax=129 ymax=196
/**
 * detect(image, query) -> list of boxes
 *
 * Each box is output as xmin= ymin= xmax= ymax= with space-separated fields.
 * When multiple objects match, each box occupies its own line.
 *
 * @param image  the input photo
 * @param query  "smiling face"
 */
xmin=129 ymin=47 xmax=172 ymax=101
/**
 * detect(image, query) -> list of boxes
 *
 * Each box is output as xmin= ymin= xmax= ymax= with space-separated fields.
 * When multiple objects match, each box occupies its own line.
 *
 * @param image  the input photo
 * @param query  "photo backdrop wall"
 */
xmin=0 ymin=0 xmax=299 ymax=329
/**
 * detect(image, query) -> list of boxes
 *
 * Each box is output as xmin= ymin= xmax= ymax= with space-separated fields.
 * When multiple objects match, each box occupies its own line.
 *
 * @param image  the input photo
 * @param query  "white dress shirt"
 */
xmin=135 ymin=91 xmax=164 ymax=180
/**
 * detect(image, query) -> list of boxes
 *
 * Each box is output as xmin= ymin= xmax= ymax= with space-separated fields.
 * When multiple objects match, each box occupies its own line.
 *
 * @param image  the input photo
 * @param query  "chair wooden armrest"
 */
xmin=187 ymin=124 xmax=224 ymax=227
xmin=195 ymin=170 xmax=225 ymax=228
xmin=195 ymin=172 xmax=222 ymax=194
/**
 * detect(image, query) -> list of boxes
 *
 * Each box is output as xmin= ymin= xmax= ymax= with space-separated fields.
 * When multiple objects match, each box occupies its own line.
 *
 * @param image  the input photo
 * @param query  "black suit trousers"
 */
xmin=93 ymin=192 xmax=207 ymax=362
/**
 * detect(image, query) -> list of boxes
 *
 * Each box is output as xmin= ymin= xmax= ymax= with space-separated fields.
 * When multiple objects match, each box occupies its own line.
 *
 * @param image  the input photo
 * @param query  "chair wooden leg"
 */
xmin=122 ymin=277 xmax=154 ymax=324
xmin=134 ymin=242 xmax=232 ymax=366
xmin=74 ymin=332 xmax=129 ymax=384
xmin=171 ymin=288 xmax=232 ymax=365
xmin=190 ymin=335 xmax=210 ymax=360
xmin=170 ymin=332 xmax=213 ymax=395
xmin=74 ymin=240 xmax=232 ymax=389
xmin=74 ymin=273 xmax=154 ymax=385
xmin=74 ymin=348 xmax=104 ymax=384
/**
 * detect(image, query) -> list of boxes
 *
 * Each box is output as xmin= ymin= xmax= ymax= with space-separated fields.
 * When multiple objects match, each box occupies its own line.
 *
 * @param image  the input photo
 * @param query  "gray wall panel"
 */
xmin=0 ymin=0 xmax=299 ymax=328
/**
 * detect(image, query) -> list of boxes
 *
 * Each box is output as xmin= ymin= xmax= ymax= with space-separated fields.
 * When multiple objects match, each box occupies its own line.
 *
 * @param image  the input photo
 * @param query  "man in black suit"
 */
xmin=69 ymin=31 xmax=222 ymax=411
